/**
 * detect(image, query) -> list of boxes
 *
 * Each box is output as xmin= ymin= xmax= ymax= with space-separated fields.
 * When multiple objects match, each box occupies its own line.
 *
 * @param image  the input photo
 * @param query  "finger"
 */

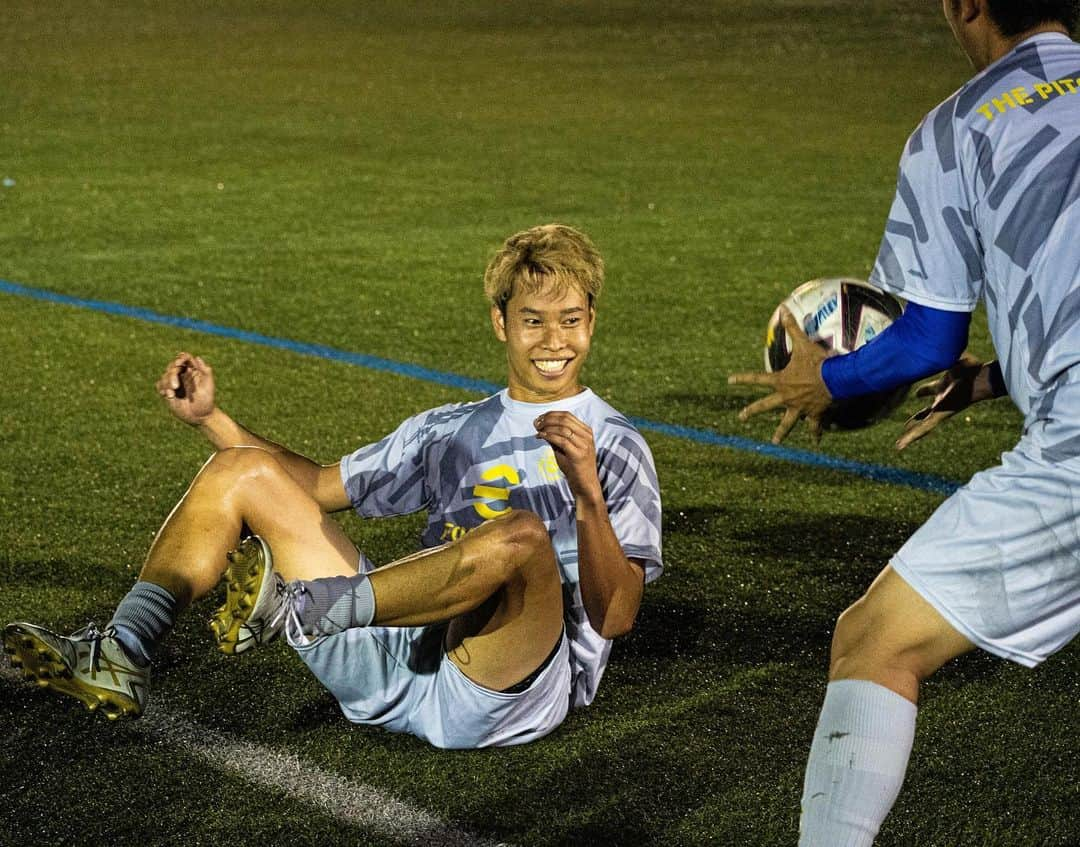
xmin=171 ymin=351 xmax=194 ymax=372
xmin=807 ymin=416 xmax=823 ymax=446
xmin=157 ymin=365 xmax=185 ymax=397
xmin=778 ymin=305 xmax=809 ymax=343
xmin=771 ymin=408 xmax=801 ymax=445
xmin=902 ymin=406 xmax=934 ymax=430
xmin=537 ymin=424 xmax=578 ymax=442
xmin=728 ymin=372 xmax=776 ymax=387
xmin=538 ymin=424 xmax=588 ymax=448
xmin=537 ymin=431 xmax=583 ymax=458
xmin=738 ymin=392 xmax=786 ymax=421
xmin=896 ymin=410 xmax=950 ymax=450
xmin=180 ymin=365 xmax=198 ymax=393
xmin=170 ymin=362 xmax=190 ymax=392
xmin=536 ymin=413 xmax=591 ymax=441
xmin=913 ymin=378 xmax=942 ymax=398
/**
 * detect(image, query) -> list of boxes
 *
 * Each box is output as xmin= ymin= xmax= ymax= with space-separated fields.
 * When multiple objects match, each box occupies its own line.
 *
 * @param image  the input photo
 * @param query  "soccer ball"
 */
xmin=764 ymin=277 xmax=908 ymax=429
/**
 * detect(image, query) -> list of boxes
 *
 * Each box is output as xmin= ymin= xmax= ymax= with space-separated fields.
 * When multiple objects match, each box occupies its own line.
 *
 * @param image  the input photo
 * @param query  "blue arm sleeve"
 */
xmin=820 ymin=302 xmax=971 ymax=400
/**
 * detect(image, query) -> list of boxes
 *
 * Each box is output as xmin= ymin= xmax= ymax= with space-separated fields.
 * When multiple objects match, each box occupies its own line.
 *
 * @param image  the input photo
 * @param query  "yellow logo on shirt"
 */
xmin=975 ymin=78 xmax=1079 ymax=120
xmin=537 ymin=449 xmax=563 ymax=483
xmin=472 ymin=464 xmax=521 ymax=520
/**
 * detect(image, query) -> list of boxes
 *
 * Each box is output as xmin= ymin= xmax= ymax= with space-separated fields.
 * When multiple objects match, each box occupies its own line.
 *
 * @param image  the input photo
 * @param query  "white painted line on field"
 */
xmin=2 ymin=664 xmax=508 ymax=847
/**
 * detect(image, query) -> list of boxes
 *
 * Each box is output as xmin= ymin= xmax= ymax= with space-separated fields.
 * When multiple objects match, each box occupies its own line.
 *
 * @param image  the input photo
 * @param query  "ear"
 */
xmin=587 ymin=304 xmax=597 ymax=338
xmin=960 ymin=0 xmax=981 ymax=24
xmin=491 ymin=304 xmax=507 ymax=342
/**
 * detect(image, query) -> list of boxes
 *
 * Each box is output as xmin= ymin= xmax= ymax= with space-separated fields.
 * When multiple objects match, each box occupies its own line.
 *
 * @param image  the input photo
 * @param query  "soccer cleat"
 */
xmin=3 ymin=621 xmax=149 ymax=720
xmin=210 ymin=535 xmax=286 ymax=655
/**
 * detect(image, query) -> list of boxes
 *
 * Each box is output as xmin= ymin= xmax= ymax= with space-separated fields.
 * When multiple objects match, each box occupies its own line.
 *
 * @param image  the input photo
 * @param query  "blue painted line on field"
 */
xmin=2 ymin=278 xmax=961 ymax=496
xmin=627 ymin=418 xmax=959 ymax=495
xmin=1 ymin=278 xmax=500 ymax=394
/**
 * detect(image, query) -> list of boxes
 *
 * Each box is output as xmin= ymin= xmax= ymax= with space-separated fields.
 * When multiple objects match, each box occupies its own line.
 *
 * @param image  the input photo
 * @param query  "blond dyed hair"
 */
xmin=484 ymin=224 xmax=604 ymax=313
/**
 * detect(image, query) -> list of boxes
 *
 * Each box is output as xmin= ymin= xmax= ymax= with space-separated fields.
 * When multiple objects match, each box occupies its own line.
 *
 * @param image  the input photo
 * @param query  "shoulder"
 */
xmin=582 ymin=393 xmax=658 ymax=474
xmin=921 ymin=37 xmax=1080 ymax=171
xmin=406 ymin=393 xmax=504 ymax=435
xmin=578 ymin=392 xmax=643 ymax=442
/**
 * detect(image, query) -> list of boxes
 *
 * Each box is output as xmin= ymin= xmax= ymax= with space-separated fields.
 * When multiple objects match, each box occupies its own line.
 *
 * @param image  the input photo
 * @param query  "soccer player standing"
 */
xmin=731 ymin=1 xmax=1080 ymax=843
xmin=5 ymin=224 xmax=662 ymax=748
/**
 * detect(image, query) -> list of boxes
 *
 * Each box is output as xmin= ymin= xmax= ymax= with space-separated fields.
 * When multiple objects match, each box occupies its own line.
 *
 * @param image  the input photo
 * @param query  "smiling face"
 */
xmin=492 ymin=279 xmax=595 ymax=403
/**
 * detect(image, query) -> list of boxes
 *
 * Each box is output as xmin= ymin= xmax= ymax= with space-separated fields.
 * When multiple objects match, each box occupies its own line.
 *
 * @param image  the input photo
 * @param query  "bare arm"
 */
xmin=535 ymin=411 xmax=645 ymax=639
xmin=156 ymin=352 xmax=350 ymax=512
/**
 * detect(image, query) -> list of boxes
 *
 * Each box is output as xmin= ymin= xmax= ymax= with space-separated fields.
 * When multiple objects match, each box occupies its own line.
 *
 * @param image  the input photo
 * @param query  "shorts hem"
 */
xmin=890 ymin=555 xmax=1042 ymax=668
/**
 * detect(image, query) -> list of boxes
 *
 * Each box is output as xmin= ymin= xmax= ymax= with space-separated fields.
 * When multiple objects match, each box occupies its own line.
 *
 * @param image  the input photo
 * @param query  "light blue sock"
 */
xmin=109 ymin=581 xmax=179 ymax=666
xmin=799 ymin=680 xmax=917 ymax=847
xmin=293 ymin=573 xmax=376 ymax=637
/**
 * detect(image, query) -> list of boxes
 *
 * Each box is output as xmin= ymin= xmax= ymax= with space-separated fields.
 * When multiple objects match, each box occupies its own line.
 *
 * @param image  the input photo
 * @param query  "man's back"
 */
xmin=872 ymin=32 xmax=1080 ymax=462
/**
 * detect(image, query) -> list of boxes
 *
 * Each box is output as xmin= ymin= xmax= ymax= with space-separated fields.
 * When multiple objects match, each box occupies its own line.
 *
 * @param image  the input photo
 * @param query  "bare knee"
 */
xmin=195 ymin=447 xmax=282 ymax=496
xmin=828 ymin=575 xmax=971 ymax=698
xmin=830 ymin=599 xmax=880 ymax=676
xmin=471 ymin=509 xmax=557 ymax=586
xmin=493 ymin=509 xmax=550 ymax=551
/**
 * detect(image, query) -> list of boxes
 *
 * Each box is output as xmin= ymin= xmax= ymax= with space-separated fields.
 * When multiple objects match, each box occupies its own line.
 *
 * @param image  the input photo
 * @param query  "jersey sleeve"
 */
xmin=869 ymin=107 xmax=983 ymax=312
xmin=339 ymin=411 xmax=434 ymax=517
xmin=596 ymin=428 xmax=663 ymax=584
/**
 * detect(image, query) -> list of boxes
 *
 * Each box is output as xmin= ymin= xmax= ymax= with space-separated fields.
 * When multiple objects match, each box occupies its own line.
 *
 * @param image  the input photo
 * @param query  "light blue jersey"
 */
xmin=871 ymin=33 xmax=1080 ymax=667
xmin=871 ymin=33 xmax=1080 ymax=466
xmin=338 ymin=387 xmax=663 ymax=707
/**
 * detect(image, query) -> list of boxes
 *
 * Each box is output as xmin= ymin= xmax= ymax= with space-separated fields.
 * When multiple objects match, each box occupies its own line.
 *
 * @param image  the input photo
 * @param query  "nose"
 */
xmin=541 ymin=324 xmax=565 ymax=350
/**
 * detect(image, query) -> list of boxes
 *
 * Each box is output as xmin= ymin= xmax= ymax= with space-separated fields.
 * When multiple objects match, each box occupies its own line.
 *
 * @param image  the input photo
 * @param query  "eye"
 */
xmin=563 ymin=317 xmax=581 ymax=327
xmin=523 ymin=318 xmax=542 ymax=327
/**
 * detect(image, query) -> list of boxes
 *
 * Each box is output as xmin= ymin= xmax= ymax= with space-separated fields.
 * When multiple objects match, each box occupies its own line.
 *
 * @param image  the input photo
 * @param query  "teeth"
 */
xmin=534 ymin=360 xmax=569 ymax=374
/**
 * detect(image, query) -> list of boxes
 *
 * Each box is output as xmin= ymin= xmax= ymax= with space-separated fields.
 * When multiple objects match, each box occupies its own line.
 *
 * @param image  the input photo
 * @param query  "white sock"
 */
xmin=799 ymin=679 xmax=917 ymax=847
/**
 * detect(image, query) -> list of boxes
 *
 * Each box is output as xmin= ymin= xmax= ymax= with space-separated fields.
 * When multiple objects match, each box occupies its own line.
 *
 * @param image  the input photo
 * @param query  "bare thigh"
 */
xmin=366 ymin=511 xmax=566 ymax=692
xmin=232 ymin=454 xmax=360 ymax=582
xmin=143 ymin=448 xmax=359 ymax=602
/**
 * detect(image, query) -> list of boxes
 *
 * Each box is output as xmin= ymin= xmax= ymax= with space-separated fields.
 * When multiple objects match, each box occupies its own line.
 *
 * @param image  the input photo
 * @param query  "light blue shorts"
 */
xmin=290 ymin=624 xmax=572 ymax=749
xmin=892 ymin=441 xmax=1080 ymax=667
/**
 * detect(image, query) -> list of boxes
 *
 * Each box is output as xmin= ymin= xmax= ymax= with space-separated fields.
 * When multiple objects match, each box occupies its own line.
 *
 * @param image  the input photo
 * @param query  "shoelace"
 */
xmin=81 ymin=621 xmax=116 ymax=672
xmin=269 ymin=580 xmax=311 ymax=644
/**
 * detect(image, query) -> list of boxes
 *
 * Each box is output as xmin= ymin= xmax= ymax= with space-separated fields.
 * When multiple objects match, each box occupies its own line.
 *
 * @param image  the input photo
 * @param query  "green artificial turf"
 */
xmin=2 ymin=2 xmax=1077 ymax=845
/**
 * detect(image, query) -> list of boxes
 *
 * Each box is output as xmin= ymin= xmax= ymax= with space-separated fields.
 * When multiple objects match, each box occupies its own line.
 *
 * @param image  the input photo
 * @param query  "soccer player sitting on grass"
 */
xmin=731 ymin=1 xmax=1080 ymax=843
xmin=4 ymin=223 xmax=662 ymax=749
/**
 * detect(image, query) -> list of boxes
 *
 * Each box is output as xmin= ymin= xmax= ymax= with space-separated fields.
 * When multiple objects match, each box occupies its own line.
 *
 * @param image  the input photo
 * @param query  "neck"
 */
xmin=977 ymin=22 xmax=1069 ymax=69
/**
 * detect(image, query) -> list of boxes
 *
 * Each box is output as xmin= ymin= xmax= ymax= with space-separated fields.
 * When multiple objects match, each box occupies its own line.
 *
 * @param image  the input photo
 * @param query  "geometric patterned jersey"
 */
xmin=340 ymin=386 xmax=663 ymax=707
xmin=870 ymin=33 xmax=1080 ymax=465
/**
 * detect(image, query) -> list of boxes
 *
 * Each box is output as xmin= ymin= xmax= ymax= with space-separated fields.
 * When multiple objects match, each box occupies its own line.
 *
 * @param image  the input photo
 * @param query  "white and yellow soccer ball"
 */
xmin=764 ymin=277 xmax=908 ymax=429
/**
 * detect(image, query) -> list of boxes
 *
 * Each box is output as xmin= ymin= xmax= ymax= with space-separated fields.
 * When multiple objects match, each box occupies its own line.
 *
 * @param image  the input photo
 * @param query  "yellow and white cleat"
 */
xmin=3 ymin=621 xmax=149 ymax=720
xmin=210 ymin=535 xmax=286 ymax=655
